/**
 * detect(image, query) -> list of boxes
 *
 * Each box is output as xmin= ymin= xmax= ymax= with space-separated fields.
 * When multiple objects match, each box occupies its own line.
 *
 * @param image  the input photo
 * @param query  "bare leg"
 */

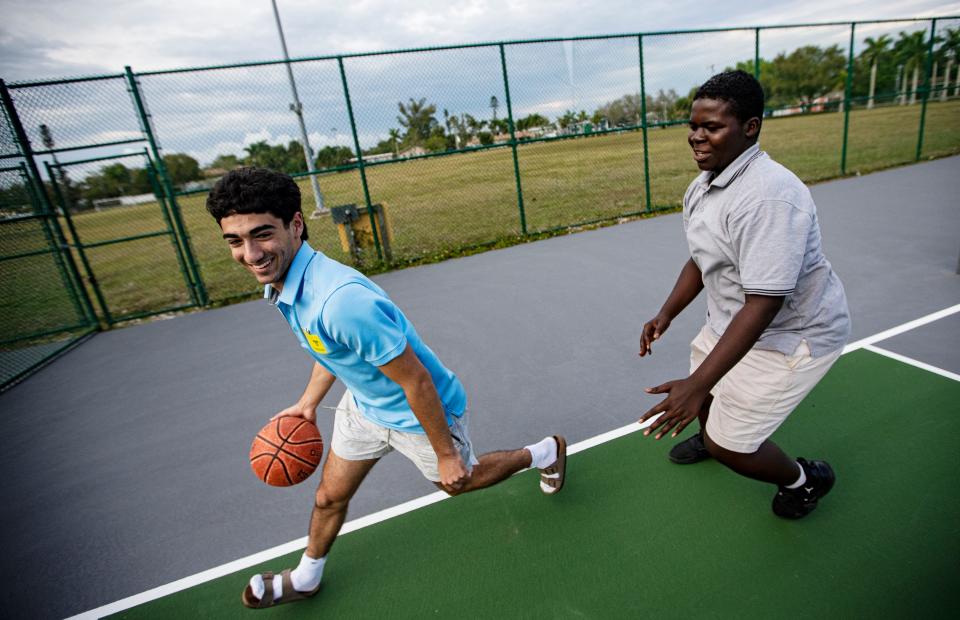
xmin=435 ymin=448 xmax=533 ymax=495
xmin=697 ymin=394 xmax=714 ymax=430
xmin=305 ymin=451 xmax=379 ymax=559
xmin=703 ymin=431 xmax=798 ymax=486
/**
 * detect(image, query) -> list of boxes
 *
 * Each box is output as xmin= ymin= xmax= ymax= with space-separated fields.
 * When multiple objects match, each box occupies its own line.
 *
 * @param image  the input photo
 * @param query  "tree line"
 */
xmin=4 ymin=29 xmax=956 ymax=213
xmin=187 ymin=28 xmax=960 ymax=180
xmin=0 ymin=153 xmax=204 ymax=213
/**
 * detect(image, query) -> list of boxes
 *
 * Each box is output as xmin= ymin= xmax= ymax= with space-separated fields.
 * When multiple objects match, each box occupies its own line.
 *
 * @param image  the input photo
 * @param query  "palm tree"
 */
xmin=387 ymin=128 xmax=401 ymax=158
xmin=940 ymin=27 xmax=960 ymax=100
xmin=397 ymin=97 xmax=438 ymax=146
xmin=894 ymin=30 xmax=928 ymax=104
xmin=464 ymin=114 xmax=486 ymax=136
xmin=861 ymin=35 xmax=891 ymax=109
xmin=894 ymin=30 xmax=946 ymax=105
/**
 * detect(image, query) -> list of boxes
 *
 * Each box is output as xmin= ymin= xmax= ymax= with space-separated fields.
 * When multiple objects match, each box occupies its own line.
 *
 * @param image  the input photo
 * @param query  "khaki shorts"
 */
xmin=330 ymin=390 xmax=478 ymax=482
xmin=690 ymin=325 xmax=842 ymax=454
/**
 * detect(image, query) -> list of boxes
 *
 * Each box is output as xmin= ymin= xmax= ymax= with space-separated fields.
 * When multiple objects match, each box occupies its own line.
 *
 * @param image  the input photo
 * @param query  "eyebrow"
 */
xmin=222 ymin=224 xmax=276 ymax=239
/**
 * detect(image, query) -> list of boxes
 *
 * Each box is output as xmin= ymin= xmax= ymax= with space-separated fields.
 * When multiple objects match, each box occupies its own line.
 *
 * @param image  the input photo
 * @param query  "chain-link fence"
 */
xmin=0 ymin=116 xmax=98 ymax=391
xmin=2 ymin=16 xmax=959 ymax=389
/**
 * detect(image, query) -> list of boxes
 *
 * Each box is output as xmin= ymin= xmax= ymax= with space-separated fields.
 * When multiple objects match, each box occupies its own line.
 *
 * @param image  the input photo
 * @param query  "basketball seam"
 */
xmin=254 ymin=433 xmax=322 ymax=464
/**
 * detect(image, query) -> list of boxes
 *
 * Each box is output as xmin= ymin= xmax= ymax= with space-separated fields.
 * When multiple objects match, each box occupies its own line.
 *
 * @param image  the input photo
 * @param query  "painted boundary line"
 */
xmin=69 ymin=302 xmax=960 ymax=619
xmin=863 ymin=344 xmax=960 ymax=382
xmin=842 ymin=304 xmax=960 ymax=354
xmin=67 ymin=422 xmax=650 ymax=620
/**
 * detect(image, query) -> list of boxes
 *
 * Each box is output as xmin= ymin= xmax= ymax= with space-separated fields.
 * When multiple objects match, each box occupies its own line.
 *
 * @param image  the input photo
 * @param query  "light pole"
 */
xmin=270 ymin=0 xmax=326 ymax=215
xmin=39 ymin=124 xmax=70 ymax=214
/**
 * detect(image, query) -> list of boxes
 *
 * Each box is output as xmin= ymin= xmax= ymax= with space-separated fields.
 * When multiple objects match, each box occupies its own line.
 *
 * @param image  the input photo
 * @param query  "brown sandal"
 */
xmin=539 ymin=435 xmax=567 ymax=495
xmin=241 ymin=568 xmax=321 ymax=609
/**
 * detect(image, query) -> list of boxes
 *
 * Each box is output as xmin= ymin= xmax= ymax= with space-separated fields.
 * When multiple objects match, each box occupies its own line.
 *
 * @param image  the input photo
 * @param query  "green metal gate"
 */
xmin=0 ymin=162 xmax=98 ymax=390
xmin=45 ymin=150 xmax=200 ymax=324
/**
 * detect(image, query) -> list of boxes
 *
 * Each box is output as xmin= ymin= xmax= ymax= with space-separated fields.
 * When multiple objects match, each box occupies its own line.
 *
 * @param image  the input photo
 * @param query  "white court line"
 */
xmin=863 ymin=344 xmax=960 ymax=382
xmin=842 ymin=303 xmax=960 ymax=353
xmin=69 ymin=302 xmax=960 ymax=619
xmin=67 ymin=420 xmax=659 ymax=620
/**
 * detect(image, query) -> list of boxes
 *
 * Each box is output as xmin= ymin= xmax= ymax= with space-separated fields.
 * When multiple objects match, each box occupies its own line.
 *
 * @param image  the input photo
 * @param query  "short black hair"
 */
xmin=694 ymin=70 xmax=765 ymax=126
xmin=206 ymin=167 xmax=308 ymax=240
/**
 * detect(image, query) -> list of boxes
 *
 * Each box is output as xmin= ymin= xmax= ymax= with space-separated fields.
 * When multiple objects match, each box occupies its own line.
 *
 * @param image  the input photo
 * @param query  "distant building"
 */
xmin=203 ymin=167 xmax=228 ymax=178
xmin=92 ymin=193 xmax=156 ymax=210
xmin=399 ymin=146 xmax=427 ymax=158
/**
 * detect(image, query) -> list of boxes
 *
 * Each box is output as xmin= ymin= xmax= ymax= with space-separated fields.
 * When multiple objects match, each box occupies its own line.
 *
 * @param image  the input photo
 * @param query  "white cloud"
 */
xmin=4 ymin=0 xmax=958 ymax=82
xmin=5 ymin=0 xmax=958 ymax=168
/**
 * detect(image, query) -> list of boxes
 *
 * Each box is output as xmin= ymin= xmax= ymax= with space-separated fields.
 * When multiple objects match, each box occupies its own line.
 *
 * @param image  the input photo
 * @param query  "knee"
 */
xmin=703 ymin=430 xmax=724 ymax=459
xmin=703 ymin=431 xmax=754 ymax=466
xmin=314 ymin=487 xmax=350 ymax=511
xmin=434 ymin=481 xmax=464 ymax=497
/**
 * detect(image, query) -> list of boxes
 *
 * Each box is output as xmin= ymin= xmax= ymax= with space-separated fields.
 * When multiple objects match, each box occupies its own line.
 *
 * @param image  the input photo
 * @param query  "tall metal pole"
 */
xmin=271 ymin=0 xmax=326 ymax=215
xmin=638 ymin=35 xmax=652 ymax=213
xmin=841 ymin=22 xmax=855 ymax=175
xmin=916 ymin=18 xmax=938 ymax=161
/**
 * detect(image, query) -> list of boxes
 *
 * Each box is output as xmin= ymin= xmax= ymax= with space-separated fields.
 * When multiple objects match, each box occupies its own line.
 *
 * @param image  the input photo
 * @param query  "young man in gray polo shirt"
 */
xmin=638 ymin=70 xmax=851 ymax=519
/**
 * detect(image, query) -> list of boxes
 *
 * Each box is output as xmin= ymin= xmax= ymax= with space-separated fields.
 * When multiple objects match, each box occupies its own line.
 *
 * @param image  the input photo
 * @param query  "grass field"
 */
xmin=4 ymin=99 xmax=960 ymax=336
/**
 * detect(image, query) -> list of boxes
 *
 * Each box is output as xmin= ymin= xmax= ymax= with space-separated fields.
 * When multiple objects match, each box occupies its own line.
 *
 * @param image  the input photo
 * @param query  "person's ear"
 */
xmin=292 ymin=211 xmax=304 ymax=238
xmin=744 ymin=116 xmax=761 ymax=139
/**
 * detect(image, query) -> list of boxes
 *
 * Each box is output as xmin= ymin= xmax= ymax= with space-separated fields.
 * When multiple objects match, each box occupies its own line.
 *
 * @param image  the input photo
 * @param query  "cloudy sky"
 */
xmin=2 ymin=0 xmax=957 ymax=167
xmin=3 ymin=0 xmax=957 ymax=82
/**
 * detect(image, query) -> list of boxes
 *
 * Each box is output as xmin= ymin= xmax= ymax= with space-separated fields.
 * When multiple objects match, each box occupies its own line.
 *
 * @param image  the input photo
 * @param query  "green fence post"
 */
xmin=499 ymin=43 xmax=527 ymax=235
xmin=0 ymin=78 xmax=99 ymax=327
xmin=124 ymin=66 xmax=208 ymax=306
xmin=916 ymin=19 xmax=938 ymax=161
xmin=143 ymin=148 xmax=196 ymax=304
xmin=638 ymin=35 xmax=652 ymax=213
xmin=337 ymin=56 xmax=384 ymax=263
xmin=754 ymin=28 xmax=761 ymax=79
xmin=841 ymin=22 xmax=856 ymax=175
xmin=45 ymin=161 xmax=113 ymax=324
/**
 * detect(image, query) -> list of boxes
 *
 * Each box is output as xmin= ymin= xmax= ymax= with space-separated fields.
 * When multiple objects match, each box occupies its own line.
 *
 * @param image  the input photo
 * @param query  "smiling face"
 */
xmin=220 ymin=211 xmax=304 ymax=290
xmin=688 ymin=97 xmax=760 ymax=174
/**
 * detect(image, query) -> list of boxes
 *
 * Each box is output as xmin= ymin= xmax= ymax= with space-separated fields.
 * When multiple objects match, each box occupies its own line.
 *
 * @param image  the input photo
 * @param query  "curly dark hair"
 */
xmin=694 ymin=70 xmax=765 ymax=128
xmin=205 ymin=167 xmax=308 ymax=241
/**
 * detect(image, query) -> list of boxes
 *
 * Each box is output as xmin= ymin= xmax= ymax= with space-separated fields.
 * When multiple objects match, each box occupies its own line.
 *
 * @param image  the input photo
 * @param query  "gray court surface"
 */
xmin=1 ymin=156 xmax=958 ymax=619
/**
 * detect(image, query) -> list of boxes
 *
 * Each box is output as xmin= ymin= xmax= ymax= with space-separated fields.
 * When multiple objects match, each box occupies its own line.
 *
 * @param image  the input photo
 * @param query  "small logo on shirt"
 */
xmin=302 ymin=328 xmax=327 ymax=354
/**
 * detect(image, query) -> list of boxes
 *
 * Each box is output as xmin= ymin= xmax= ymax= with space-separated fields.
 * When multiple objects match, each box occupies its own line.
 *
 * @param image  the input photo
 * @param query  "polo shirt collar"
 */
xmin=703 ymin=142 xmax=761 ymax=190
xmin=264 ymin=241 xmax=316 ymax=306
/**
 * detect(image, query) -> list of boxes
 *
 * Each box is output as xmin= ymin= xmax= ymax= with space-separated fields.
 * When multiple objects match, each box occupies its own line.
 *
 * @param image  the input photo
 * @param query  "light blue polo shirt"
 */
xmin=267 ymin=242 xmax=466 ymax=433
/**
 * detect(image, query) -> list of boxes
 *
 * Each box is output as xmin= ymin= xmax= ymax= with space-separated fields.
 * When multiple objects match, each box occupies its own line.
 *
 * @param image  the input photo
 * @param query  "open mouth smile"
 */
xmin=248 ymin=257 xmax=274 ymax=274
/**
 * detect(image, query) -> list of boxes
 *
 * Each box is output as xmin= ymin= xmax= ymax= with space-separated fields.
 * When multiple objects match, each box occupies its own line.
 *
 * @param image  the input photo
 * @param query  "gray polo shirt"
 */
xmin=682 ymin=143 xmax=851 ymax=357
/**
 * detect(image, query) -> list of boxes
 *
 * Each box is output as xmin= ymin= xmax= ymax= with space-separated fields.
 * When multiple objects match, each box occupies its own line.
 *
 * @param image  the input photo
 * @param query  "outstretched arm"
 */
xmin=378 ymin=345 xmax=469 ymax=493
xmin=273 ymin=362 xmax=337 ymax=423
xmin=639 ymin=258 xmax=704 ymax=356
xmin=639 ymin=294 xmax=784 ymax=438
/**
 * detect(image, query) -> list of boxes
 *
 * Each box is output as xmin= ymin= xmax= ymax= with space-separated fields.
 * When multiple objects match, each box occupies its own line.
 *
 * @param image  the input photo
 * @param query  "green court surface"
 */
xmin=112 ymin=349 xmax=960 ymax=618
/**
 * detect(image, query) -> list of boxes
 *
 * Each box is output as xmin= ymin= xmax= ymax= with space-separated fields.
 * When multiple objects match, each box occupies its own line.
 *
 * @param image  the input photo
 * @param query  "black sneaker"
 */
xmin=772 ymin=458 xmax=836 ymax=519
xmin=668 ymin=432 xmax=711 ymax=464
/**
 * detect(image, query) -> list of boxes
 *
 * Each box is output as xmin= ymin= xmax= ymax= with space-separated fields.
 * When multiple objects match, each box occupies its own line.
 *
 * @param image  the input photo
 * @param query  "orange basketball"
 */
xmin=249 ymin=417 xmax=324 ymax=486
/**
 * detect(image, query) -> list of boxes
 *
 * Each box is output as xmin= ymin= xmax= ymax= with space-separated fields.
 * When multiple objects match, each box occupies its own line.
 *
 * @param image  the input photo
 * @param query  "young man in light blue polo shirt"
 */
xmin=206 ymin=167 xmax=567 ymax=609
xmin=638 ymin=71 xmax=851 ymax=519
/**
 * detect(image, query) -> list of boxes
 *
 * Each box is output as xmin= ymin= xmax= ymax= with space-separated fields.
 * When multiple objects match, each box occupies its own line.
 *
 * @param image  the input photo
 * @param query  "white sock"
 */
xmin=524 ymin=436 xmax=558 ymax=469
xmin=785 ymin=462 xmax=807 ymax=489
xmin=248 ymin=553 xmax=326 ymax=601
xmin=291 ymin=553 xmax=326 ymax=592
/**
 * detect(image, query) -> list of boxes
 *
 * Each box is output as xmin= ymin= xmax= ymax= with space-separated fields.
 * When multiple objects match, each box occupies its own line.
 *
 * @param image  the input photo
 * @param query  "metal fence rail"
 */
xmin=1 ymin=16 xmax=959 ymax=390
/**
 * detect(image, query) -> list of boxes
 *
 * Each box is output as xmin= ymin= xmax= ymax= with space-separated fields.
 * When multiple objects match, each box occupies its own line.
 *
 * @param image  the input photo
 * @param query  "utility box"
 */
xmin=330 ymin=203 xmax=393 ymax=264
